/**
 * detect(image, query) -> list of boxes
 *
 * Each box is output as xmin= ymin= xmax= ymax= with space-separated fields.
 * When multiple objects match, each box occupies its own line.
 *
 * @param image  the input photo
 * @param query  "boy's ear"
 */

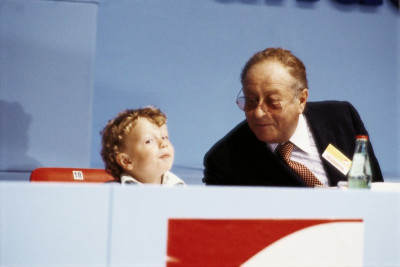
xmin=116 ymin=153 xmax=134 ymax=171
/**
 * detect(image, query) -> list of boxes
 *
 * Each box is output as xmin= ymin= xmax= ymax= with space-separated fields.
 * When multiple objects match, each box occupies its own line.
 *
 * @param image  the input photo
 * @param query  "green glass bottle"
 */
xmin=347 ymin=135 xmax=372 ymax=189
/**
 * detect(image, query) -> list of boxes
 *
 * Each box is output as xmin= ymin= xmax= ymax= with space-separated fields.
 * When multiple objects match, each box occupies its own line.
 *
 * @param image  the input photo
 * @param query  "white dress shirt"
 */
xmin=268 ymin=114 xmax=329 ymax=186
xmin=120 ymin=171 xmax=185 ymax=186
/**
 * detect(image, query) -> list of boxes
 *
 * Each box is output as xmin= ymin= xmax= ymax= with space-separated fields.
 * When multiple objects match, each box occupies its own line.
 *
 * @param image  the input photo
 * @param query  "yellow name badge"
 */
xmin=322 ymin=144 xmax=352 ymax=175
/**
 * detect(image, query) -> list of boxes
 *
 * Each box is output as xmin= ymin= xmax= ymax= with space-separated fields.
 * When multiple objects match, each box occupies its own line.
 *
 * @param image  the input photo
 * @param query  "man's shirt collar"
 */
xmin=267 ymin=114 xmax=312 ymax=154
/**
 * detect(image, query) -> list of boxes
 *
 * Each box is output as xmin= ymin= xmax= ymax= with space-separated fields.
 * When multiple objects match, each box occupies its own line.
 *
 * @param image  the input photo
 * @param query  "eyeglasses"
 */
xmin=236 ymin=89 xmax=299 ymax=113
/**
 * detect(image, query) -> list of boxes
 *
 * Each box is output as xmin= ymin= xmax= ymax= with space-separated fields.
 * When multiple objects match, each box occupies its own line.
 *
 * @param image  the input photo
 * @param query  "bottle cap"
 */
xmin=356 ymin=135 xmax=368 ymax=140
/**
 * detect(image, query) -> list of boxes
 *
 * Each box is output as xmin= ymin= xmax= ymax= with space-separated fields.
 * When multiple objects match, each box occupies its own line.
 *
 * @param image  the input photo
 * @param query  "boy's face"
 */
xmin=119 ymin=117 xmax=174 ymax=183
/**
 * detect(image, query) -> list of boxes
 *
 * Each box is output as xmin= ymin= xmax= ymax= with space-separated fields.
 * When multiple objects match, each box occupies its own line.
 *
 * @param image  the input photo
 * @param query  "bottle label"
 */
xmin=348 ymin=154 xmax=366 ymax=176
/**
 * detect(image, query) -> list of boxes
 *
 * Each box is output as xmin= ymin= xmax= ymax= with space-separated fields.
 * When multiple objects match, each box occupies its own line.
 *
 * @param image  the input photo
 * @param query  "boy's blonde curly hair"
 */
xmin=100 ymin=106 xmax=167 ymax=179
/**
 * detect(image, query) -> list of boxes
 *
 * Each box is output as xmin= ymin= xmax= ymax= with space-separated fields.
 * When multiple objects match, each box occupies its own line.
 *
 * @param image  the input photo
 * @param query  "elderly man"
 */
xmin=203 ymin=47 xmax=383 ymax=187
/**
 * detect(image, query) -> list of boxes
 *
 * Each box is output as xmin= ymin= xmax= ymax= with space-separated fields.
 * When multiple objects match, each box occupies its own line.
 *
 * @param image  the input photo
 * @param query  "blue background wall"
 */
xmin=0 ymin=0 xmax=98 ymax=181
xmin=0 ymin=0 xmax=399 ymax=182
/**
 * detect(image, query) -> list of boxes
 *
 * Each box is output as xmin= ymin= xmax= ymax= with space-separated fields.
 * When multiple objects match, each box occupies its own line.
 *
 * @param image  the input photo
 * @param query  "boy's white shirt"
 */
xmin=120 ymin=171 xmax=185 ymax=186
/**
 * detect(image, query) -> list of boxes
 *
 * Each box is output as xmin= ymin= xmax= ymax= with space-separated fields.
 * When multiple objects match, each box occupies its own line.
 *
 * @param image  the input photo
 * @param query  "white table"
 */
xmin=1 ymin=182 xmax=399 ymax=266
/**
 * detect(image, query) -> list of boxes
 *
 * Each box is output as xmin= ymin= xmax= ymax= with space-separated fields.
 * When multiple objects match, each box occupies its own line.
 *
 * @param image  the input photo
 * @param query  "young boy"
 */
xmin=100 ymin=106 xmax=185 ymax=186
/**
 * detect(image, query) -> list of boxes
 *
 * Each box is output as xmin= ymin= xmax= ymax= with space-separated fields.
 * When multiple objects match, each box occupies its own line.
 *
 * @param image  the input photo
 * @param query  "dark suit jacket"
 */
xmin=203 ymin=101 xmax=383 ymax=186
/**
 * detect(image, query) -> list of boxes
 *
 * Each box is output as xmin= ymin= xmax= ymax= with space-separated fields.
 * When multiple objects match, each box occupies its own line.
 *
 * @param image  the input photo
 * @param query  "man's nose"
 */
xmin=253 ymin=102 xmax=270 ymax=117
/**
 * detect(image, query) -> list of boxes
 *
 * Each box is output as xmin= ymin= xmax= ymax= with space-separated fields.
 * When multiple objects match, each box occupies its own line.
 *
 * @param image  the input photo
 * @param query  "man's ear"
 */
xmin=116 ymin=153 xmax=134 ymax=171
xmin=298 ymin=88 xmax=308 ymax=114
